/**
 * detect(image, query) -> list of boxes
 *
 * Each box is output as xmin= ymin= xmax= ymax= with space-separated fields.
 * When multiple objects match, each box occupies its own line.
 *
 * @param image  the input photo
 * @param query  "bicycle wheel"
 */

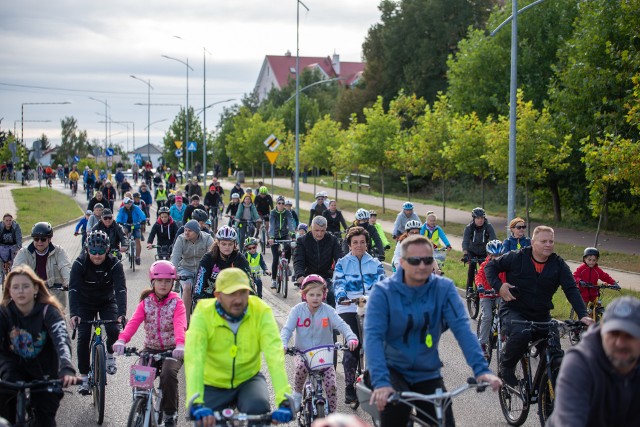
xmin=316 ymin=401 xmax=326 ymax=419
xmin=499 ymin=358 xmax=530 ymax=426
xmin=126 ymin=396 xmax=147 ymax=427
xmin=466 ymin=286 xmax=479 ymax=319
xmin=281 ymin=266 xmax=288 ymax=298
xmin=93 ymin=344 xmax=107 ymax=425
xmin=260 ymin=227 xmax=266 ymax=254
xmin=276 ymin=265 xmax=282 ymax=294
xmin=302 ymin=398 xmax=313 ymax=427
xmin=538 ymin=367 xmax=559 ymax=425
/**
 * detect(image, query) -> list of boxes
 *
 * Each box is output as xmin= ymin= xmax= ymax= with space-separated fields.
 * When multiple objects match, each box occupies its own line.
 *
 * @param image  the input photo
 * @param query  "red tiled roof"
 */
xmin=265 ymin=55 xmax=364 ymax=89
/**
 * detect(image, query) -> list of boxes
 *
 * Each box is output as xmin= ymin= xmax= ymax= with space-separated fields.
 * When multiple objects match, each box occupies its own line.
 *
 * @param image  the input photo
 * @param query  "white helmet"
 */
xmin=215 ymin=225 xmax=237 ymax=241
xmin=231 ymin=193 xmax=240 ymax=199
xmin=320 ymin=191 xmax=328 ymax=197
xmin=315 ymin=191 xmax=323 ymax=199
xmin=405 ymin=220 xmax=422 ymax=231
xmin=355 ymin=208 xmax=370 ymax=221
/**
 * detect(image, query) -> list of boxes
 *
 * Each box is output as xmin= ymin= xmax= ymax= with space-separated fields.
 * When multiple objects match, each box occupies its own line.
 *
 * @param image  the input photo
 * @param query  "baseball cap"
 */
xmin=102 ymin=208 xmax=113 ymax=217
xmin=123 ymin=197 xmax=133 ymax=204
xmin=175 ymin=196 xmax=183 ymax=202
xmin=601 ymin=296 xmax=640 ymax=338
xmin=85 ymin=209 xmax=92 ymax=215
xmin=215 ymin=268 xmax=252 ymax=295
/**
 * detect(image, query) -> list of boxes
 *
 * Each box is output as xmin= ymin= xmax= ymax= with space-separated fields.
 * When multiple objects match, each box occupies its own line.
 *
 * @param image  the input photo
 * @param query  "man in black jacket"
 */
xmin=293 ymin=216 xmax=344 ymax=307
xmin=547 ymin=296 xmax=640 ymax=427
xmin=92 ymin=209 xmax=127 ymax=259
xmin=485 ymin=225 xmax=593 ymax=386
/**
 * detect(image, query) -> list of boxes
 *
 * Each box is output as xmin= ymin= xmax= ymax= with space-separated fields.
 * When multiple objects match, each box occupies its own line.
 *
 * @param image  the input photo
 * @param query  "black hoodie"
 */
xmin=147 ymin=217 xmax=178 ymax=246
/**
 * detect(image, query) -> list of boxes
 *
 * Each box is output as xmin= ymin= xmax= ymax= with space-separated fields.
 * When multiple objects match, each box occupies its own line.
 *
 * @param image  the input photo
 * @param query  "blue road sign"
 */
xmin=106 ymin=148 xmax=114 ymax=156
xmin=175 ymin=149 xmax=183 ymax=157
xmin=187 ymin=141 xmax=197 ymax=152
xmin=73 ymin=155 xmax=80 ymax=162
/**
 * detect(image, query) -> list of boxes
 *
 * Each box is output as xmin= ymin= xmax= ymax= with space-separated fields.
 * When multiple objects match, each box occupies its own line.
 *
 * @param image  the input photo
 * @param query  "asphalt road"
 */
xmin=46 ymin=181 xmax=542 ymax=426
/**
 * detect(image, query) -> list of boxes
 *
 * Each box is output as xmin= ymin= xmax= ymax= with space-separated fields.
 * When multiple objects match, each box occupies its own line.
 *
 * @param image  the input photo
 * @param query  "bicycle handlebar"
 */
xmin=123 ymin=347 xmax=174 ymax=360
xmin=578 ymin=281 xmax=621 ymax=290
xmin=186 ymin=393 xmax=295 ymax=424
xmin=389 ymin=377 xmax=488 ymax=405
xmin=0 ymin=378 xmax=63 ymax=393
xmin=71 ymin=318 xmax=124 ymax=340
xmin=285 ymin=343 xmax=348 ymax=356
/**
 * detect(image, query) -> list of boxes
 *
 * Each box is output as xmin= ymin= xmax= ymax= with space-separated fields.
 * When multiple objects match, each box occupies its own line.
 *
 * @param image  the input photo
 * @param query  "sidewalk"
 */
xmin=0 ymin=183 xmax=19 ymax=217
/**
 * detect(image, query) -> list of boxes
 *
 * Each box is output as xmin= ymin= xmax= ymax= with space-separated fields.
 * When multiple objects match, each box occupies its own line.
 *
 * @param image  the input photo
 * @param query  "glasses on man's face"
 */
xmin=403 ymin=256 xmax=435 ymax=266
xmin=103 ymin=217 xmax=113 ymax=221
xmin=514 ymin=225 xmax=527 ymax=230
xmin=246 ymin=246 xmax=257 ymax=251
xmin=277 ymin=202 xmax=284 ymax=205
xmin=33 ymin=237 xmax=48 ymax=242
xmin=89 ymin=248 xmax=106 ymax=255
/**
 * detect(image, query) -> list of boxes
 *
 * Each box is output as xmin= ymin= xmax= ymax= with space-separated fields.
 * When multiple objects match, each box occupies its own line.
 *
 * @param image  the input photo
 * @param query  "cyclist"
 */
xmin=254 ymin=186 xmax=274 ymax=234
xmin=365 ymin=235 xmax=501 ymax=427
xmin=182 ymin=195 xmax=206 ymax=224
xmin=113 ymin=261 xmax=186 ymax=427
xmin=284 ymin=199 xmax=299 ymax=228
xmin=225 ymin=193 xmax=241 ymax=225
xmin=0 ymin=265 xmax=77 ymax=426
xmin=87 ymin=203 xmax=104 ymax=230
xmin=73 ymin=210 xmax=92 ymax=248
xmin=184 ymin=268 xmax=293 ymax=424
xmin=309 ymin=191 xmax=329 ymax=224
xmin=281 ymin=274 xmax=358 ymax=413
xmin=146 ymin=206 xmax=178 ymax=257
xmin=391 ymin=202 xmax=420 ymax=240
xmin=194 ymin=226 xmax=253 ymax=304
xmin=333 ymin=226 xmax=385 ymax=403
xmin=154 ymin=183 xmax=168 ymax=214
xmin=502 ymin=217 xmax=531 ymax=252
xmin=269 ymin=196 xmax=295 ymax=290
xmin=344 ymin=209 xmax=385 ymax=261
xmin=235 ymin=194 xmax=261 ymax=251
xmin=102 ymin=181 xmax=117 ymax=211
xmin=92 ymin=208 xmax=127 ymax=259
xmin=131 ymin=192 xmax=149 ymax=237
xmin=293 ymin=216 xmax=343 ymax=306
xmin=474 ymin=240 xmax=506 ymax=360
xmin=68 ymin=166 xmax=80 ymax=194
xmin=169 ymin=195 xmax=187 ymax=228
xmin=461 ymin=207 xmax=496 ymax=295
xmin=87 ymin=190 xmax=106 ymax=212
xmin=230 ymin=181 xmax=244 ymax=201
xmin=139 ymin=183 xmax=153 ymax=222
xmin=208 ymin=177 xmax=224 ymax=197
xmin=171 ymin=220 xmax=214 ymax=322
xmin=296 ymin=223 xmax=308 ymax=239
xmin=0 ymin=213 xmax=22 ymax=273
xmin=116 ymin=197 xmax=147 ymax=266
xmin=85 ymin=169 xmax=96 ymax=200
xmin=120 ymin=177 xmax=132 ymax=196
xmin=69 ymin=230 xmax=127 ymax=394
xmin=244 ymin=237 xmax=269 ymax=298
xmin=420 ymin=211 xmax=452 ymax=251
xmin=322 ymin=200 xmax=348 ymax=237
xmin=391 ymin=220 xmax=422 ymax=272
xmin=368 ymin=210 xmax=391 ymax=250
xmin=245 ymin=187 xmax=255 ymax=203
xmin=203 ymin=184 xmax=223 ymax=223
xmin=484 ymin=226 xmax=593 ymax=387
xmin=574 ymin=247 xmax=618 ymax=305
xmin=12 ymin=222 xmax=71 ymax=309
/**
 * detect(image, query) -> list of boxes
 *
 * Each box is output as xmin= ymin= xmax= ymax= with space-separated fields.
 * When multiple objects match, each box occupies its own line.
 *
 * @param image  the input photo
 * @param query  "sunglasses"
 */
xmin=103 ymin=217 xmax=113 ymax=220
xmin=88 ymin=248 xmax=107 ymax=255
xmin=403 ymin=256 xmax=435 ymax=266
xmin=33 ymin=237 xmax=49 ymax=242
xmin=246 ymin=246 xmax=257 ymax=250
xmin=514 ymin=225 xmax=527 ymax=230
xmin=277 ymin=202 xmax=284 ymax=205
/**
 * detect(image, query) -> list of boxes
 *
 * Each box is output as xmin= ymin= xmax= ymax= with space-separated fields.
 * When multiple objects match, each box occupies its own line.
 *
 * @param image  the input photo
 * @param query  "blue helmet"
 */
xmin=486 ymin=240 xmax=504 ymax=255
xmin=402 ymin=201 xmax=414 ymax=210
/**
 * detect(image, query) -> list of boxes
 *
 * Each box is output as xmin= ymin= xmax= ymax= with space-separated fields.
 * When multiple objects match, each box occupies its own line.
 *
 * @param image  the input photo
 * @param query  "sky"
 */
xmin=0 ymin=0 xmax=381 ymax=153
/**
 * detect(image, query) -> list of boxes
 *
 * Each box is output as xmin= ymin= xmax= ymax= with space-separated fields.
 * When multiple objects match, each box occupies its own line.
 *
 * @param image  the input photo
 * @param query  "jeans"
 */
xmin=203 ymin=373 xmax=270 ymax=414
xmin=339 ymin=312 xmax=361 ymax=387
xmin=478 ymin=297 xmax=500 ymax=345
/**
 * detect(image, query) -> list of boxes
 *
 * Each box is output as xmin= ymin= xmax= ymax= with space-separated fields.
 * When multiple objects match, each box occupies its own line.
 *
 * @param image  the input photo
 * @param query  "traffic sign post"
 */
xmin=106 ymin=147 xmax=114 ymax=156
xmin=264 ymin=151 xmax=280 ymax=193
xmin=263 ymin=134 xmax=281 ymax=152
xmin=174 ymin=140 xmax=183 ymax=149
xmin=73 ymin=155 xmax=80 ymax=163
xmin=175 ymin=149 xmax=183 ymax=158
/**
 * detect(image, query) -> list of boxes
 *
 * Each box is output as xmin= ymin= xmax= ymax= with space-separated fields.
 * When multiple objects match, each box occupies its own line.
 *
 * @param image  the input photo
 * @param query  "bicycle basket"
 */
xmin=301 ymin=345 xmax=334 ymax=371
xmin=130 ymin=365 xmax=156 ymax=389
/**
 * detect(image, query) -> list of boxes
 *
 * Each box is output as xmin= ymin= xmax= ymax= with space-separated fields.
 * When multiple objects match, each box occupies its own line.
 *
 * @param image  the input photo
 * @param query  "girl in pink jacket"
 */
xmin=113 ymin=261 xmax=186 ymax=426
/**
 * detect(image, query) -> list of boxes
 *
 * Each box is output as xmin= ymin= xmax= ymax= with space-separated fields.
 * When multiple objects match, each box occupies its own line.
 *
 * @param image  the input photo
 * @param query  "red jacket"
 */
xmin=573 ymin=263 xmax=615 ymax=303
xmin=475 ymin=256 xmax=505 ymax=299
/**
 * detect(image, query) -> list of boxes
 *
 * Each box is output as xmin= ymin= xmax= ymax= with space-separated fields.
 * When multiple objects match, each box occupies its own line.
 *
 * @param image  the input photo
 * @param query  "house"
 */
xmin=254 ymin=52 xmax=364 ymax=102
xmin=34 ymin=147 xmax=58 ymax=166
xmin=128 ymin=143 xmax=163 ymax=167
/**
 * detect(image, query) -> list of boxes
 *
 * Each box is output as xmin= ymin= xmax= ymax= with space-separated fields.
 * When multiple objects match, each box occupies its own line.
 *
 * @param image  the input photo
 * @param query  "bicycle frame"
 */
xmin=273 ymin=240 xmax=293 ymax=299
xmin=0 ymin=378 xmax=63 ymax=426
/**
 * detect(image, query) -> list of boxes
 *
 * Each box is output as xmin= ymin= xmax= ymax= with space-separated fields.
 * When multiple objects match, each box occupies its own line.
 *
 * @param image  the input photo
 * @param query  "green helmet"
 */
xmin=244 ymin=237 xmax=258 ymax=247
xmin=259 ymin=186 xmax=268 ymax=194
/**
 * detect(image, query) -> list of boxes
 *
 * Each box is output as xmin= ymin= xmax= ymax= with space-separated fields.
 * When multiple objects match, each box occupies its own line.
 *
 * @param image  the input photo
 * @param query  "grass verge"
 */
xmin=12 ymin=187 xmax=83 ymax=231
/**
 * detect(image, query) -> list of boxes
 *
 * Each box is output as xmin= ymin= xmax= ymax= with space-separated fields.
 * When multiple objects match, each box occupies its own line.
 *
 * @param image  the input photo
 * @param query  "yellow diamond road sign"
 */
xmin=263 ymin=134 xmax=281 ymax=152
xmin=264 ymin=151 xmax=280 ymax=165
xmin=174 ymin=140 xmax=183 ymax=149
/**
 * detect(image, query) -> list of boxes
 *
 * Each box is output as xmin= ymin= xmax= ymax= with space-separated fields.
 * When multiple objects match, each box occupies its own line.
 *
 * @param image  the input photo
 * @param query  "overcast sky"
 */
xmin=1 ymin=0 xmax=381 ymax=152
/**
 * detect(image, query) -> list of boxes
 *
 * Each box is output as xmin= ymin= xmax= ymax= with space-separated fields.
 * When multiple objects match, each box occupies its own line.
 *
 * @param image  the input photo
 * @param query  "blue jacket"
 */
xmin=333 ymin=253 xmax=385 ymax=315
xmin=139 ymin=188 xmax=153 ymax=206
xmin=419 ymin=224 xmax=451 ymax=248
xmin=115 ymin=171 xmax=124 ymax=184
xmin=364 ymin=267 xmax=490 ymax=388
xmin=170 ymin=203 xmax=187 ymax=224
xmin=502 ymin=235 xmax=531 ymax=252
xmin=116 ymin=204 xmax=147 ymax=225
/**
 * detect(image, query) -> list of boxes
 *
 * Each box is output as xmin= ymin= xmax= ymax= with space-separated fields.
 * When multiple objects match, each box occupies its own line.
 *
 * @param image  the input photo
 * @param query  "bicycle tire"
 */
xmin=499 ymin=357 xmax=530 ymax=426
xmin=538 ymin=367 xmax=559 ymax=425
xmin=316 ymin=401 xmax=326 ymax=419
xmin=282 ymin=266 xmax=288 ymax=298
xmin=466 ymin=287 xmax=479 ymax=319
xmin=302 ymin=399 xmax=313 ymax=427
xmin=260 ymin=228 xmax=266 ymax=254
xmin=276 ymin=265 xmax=282 ymax=294
xmin=126 ymin=396 xmax=147 ymax=427
xmin=93 ymin=343 xmax=107 ymax=425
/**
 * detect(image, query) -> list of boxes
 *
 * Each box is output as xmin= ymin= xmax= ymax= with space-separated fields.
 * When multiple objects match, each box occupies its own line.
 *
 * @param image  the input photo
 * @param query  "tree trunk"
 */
xmin=251 ymin=164 xmax=255 ymax=185
xmin=595 ymin=190 xmax=608 ymax=247
xmin=525 ymin=182 xmax=531 ymax=237
xmin=381 ymin=170 xmax=386 ymax=214
xmin=334 ymin=170 xmax=338 ymax=202
xmin=313 ymin=166 xmax=317 ymax=197
xmin=442 ymin=177 xmax=446 ymax=227
xmin=548 ymin=178 xmax=562 ymax=222
xmin=261 ymin=161 xmax=265 ymax=181
xmin=356 ymin=169 xmax=360 ymax=207
xmin=481 ymin=176 xmax=485 ymax=208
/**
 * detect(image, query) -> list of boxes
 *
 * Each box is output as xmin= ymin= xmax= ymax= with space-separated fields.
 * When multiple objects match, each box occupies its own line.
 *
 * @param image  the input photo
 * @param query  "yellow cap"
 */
xmin=215 ymin=268 xmax=252 ymax=294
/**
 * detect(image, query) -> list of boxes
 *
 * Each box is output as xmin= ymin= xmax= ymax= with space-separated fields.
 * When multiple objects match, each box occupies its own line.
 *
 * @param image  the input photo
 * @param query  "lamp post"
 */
xmin=285 ymin=77 xmax=343 ymax=104
xmin=295 ymin=0 xmax=310 ymax=215
xmin=162 ymin=55 xmax=194 ymax=178
xmin=130 ymin=75 xmax=153 ymax=163
xmin=102 ymin=120 xmax=135 ymax=156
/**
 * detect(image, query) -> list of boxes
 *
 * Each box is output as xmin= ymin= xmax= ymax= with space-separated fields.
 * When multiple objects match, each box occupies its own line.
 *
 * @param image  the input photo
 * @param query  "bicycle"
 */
xmin=433 ymin=246 xmax=449 ymax=275
xmin=464 ymin=257 xmax=482 ymax=319
xmin=569 ymin=281 xmax=621 ymax=323
xmin=498 ymin=319 xmax=587 ymax=426
xmin=121 ymin=223 xmax=140 ymax=271
xmin=123 ymin=347 xmax=174 ymax=427
xmin=70 ymin=180 xmax=78 ymax=197
xmin=151 ymin=244 xmax=171 ymax=261
xmin=341 ymin=296 xmax=368 ymax=410
xmin=286 ymin=343 xmax=347 ymax=426
xmin=356 ymin=377 xmax=488 ymax=427
xmin=87 ymin=186 xmax=95 ymax=202
xmin=272 ymin=239 xmax=294 ymax=299
xmin=72 ymin=318 xmax=123 ymax=425
xmin=185 ymin=393 xmax=295 ymax=427
xmin=0 ymin=378 xmax=65 ymax=427
xmin=235 ymin=220 xmax=258 ymax=253
xmin=257 ymin=215 xmax=270 ymax=254
xmin=475 ymin=287 xmax=502 ymax=366
xmin=208 ymin=203 xmax=223 ymax=234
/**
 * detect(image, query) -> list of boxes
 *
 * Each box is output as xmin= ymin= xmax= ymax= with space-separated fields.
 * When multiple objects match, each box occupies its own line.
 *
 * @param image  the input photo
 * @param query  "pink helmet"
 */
xmin=300 ymin=274 xmax=328 ymax=301
xmin=149 ymin=260 xmax=177 ymax=281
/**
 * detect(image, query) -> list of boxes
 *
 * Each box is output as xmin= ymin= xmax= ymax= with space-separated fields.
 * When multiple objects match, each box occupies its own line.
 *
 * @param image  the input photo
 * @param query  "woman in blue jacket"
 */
xmin=502 ymin=217 xmax=531 ymax=252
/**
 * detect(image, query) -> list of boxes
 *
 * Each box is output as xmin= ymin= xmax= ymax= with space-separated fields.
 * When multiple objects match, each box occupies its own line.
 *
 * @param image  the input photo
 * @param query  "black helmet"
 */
xmin=158 ymin=206 xmax=170 ymax=214
xmin=471 ymin=207 xmax=486 ymax=218
xmin=132 ymin=192 xmax=141 ymax=198
xmin=192 ymin=209 xmax=208 ymax=222
xmin=31 ymin=222 xmax=53 ymax=238
xmin=86 ymin=230 xmax=110 ymax=252
xmin=583 ymin=247 xmax=600 ymax=258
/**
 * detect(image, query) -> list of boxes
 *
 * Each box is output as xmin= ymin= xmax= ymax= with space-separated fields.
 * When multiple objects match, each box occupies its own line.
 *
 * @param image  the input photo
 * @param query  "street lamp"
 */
xmin=285 ymin=77 xmax=343 ymax=103
xmin=144 ymin=119 xmax=169 ymax=129
xmin=295 ymin=0 xmax=310 ymax=215
xmin=130 ymin=75 xmax=153 ymax=163
xmin=195 ymin=99 xmax=236 ymax=116
xmin=162 ymin=55 xmax=194 ymax=177
xmin=88 ymin=97 xmax=109 ymax=154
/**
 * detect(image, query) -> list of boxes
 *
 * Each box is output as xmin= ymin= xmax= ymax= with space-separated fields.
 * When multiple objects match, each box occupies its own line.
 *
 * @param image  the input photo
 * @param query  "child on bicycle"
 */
xmin=280 ymin=274 xmax=358 ymax=413
xmin=0 ymin=265 xmax=77 ymax=426
xmin=244 ymin=237 xmax=269 ymax=298
xmin=113 ymin=261 xmax=186 ymax=427
xmin=573 ymin=247 xmax=617 ymax=305
xmin=474 ymin=240 xmax=506 ymax=360
xmin=74 ymin=209 xmax=92 ymax=248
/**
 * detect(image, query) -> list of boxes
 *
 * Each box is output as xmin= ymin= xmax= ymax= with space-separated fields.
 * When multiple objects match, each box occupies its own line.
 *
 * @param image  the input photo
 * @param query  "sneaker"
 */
xmin=135 ymin=258 xmax=141 ymax=265
xmin=270 ymin=280 xmax=277 ymax=290
xmin=106 ymin=354 xmax=117 ymax=375
xmin=292 ymin=391 xmax=302 ymax=413
xmin=163 ymin=412 xmax=177 ymax=427
xmin=77 ymin=376 xmax=90 ymax=395
xmin=345 ymin=385 xmax=357 ymax=404
xmin=500 ymin=366 xmax=517 ymax=388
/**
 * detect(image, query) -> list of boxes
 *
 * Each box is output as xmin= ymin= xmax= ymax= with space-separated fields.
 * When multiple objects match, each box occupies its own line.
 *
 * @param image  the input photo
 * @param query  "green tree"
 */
xmin=161 ymin=107 xmax=203 ymax=172
xmin=300 ymin=115 xmax=345 ymax=187
xmin=54 ymin=117 xmax=90 ymax=165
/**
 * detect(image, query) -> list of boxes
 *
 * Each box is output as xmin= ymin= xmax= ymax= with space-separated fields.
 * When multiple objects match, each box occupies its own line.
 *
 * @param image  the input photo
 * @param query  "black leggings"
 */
xmin=76 ymin=302 xmax=120 ymax=374
xmin=339 ymin=312 xmax=362 ymax=387
xmin=270 ymin=242 xmax=291 ymax=280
